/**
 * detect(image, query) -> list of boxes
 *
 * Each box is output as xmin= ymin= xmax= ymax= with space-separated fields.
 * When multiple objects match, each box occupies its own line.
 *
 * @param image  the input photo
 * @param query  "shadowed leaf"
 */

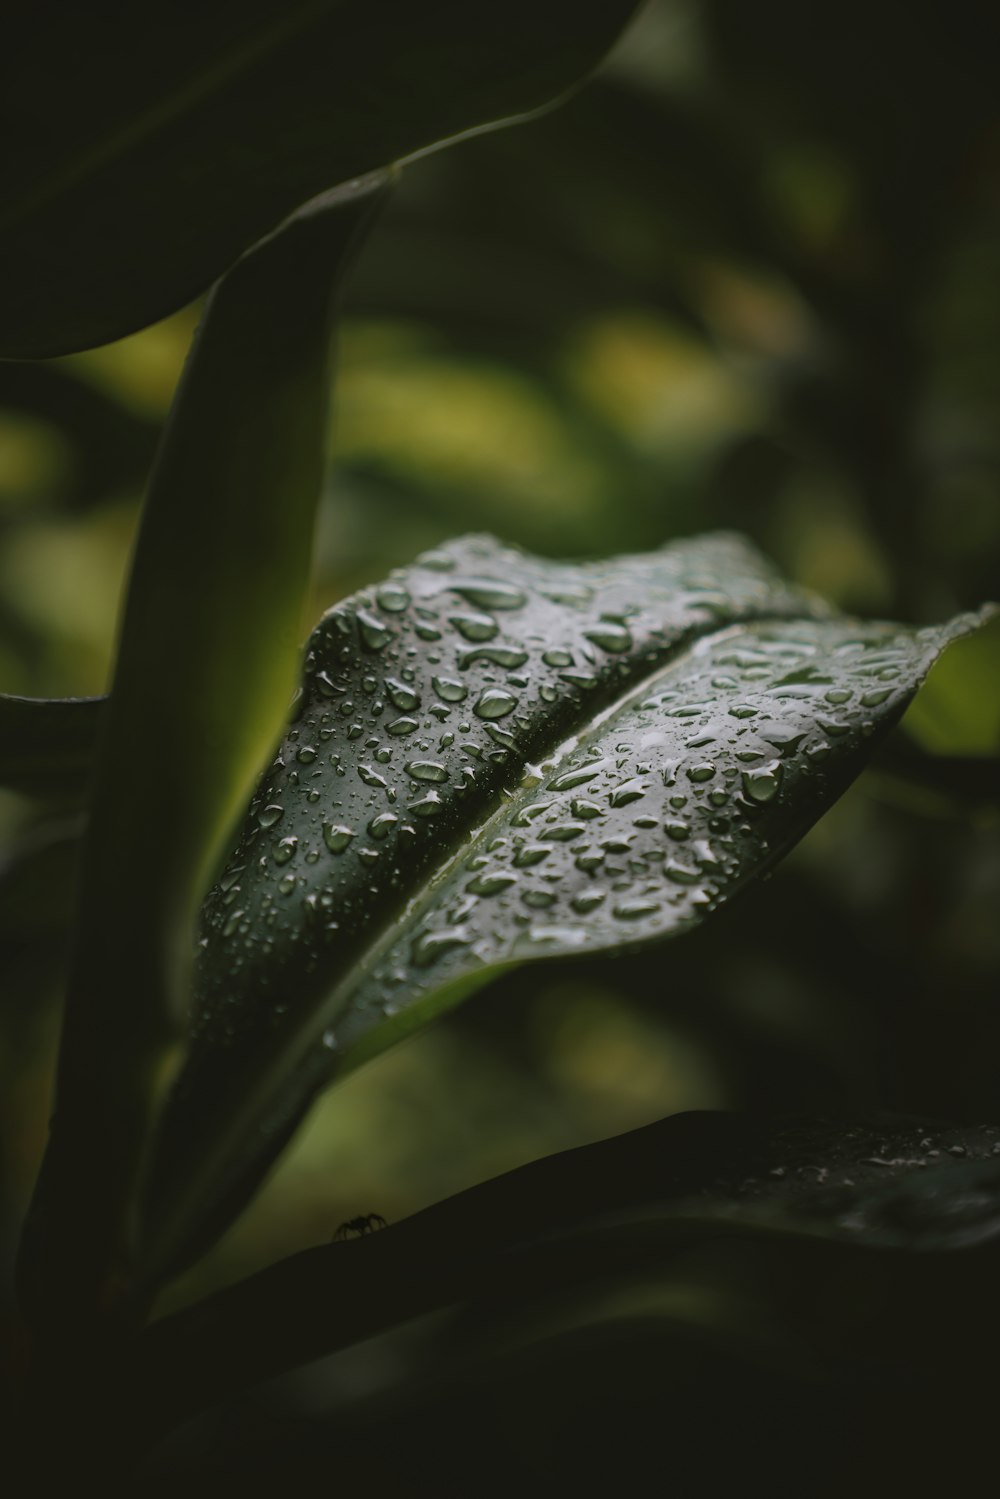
xmin=0 ymin=0 xmax=642 ymax=356
xmin=132 ymin=1109 xmax=1000 ymax=1440
xmin=18 ymin=176 xmax=390 ymax=1334
xmin=0 ymin=694 xmax=104 ymax=799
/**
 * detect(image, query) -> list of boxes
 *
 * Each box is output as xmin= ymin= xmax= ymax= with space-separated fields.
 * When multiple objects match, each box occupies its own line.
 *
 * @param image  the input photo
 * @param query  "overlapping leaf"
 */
xmin=132 ymin=1109 xmax=1000 ymax=1438
xmin=19 ymin=178 xmax=390 ymax=1332
xmin=0 ymin=694 xmax=103 ymax=799
xmin=139 ymin=532 xmax=989 ymax=1279
xmin=0 ymin=0 xmax=641 ymax=356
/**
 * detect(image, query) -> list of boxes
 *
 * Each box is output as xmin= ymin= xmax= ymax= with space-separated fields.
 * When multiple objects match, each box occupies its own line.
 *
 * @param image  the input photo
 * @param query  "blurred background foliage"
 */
xmin=2 ymin=0 xmax=999 ymax=1450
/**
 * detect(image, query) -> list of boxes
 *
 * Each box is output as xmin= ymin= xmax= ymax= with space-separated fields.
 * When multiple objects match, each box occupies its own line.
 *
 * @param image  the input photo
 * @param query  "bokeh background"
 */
xmin=2 ymin=0 xmax=999 ymax=1433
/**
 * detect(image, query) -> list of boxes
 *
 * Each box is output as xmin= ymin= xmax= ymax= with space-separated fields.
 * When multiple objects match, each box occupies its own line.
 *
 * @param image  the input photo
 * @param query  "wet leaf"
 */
xmin=139 ymin=532 xmax=991 ymax=1278
xmin=0 ymin=693 xmax=104 ymax=800
xmin=0 ymin=0 xmax=641 ymax=356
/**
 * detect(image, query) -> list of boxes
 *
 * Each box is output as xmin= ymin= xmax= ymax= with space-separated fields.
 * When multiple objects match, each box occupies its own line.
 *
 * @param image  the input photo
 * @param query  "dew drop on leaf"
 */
xmin=450 ymin=611 xmax=498 ymax=642
xmin=356 ymin=609 xmax=395 ymax=651
xmin=450 ymin=578 xmax=527 ymax=610
xmin=432 ymin=675 xmax=468 ymax=702
xmin=323 ymin=823 xmax=355 ymax=853
xmin=474 ymin=688 xmax=517 ymax=720
xmin=375 ymin=582 xmax=411 ymax=614
xmin=405 ymin=760 xmax=448 ymax=782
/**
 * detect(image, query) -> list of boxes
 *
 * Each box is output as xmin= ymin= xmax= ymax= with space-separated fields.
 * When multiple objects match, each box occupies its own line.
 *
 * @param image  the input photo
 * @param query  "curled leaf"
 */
xmin=139 ymin=533 xmax=991 ymax=1279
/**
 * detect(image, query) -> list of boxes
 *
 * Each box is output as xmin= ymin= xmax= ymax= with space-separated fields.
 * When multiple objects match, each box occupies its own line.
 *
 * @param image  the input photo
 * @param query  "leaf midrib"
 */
xmin=139 ymin=605 xmax=824 ymax=1281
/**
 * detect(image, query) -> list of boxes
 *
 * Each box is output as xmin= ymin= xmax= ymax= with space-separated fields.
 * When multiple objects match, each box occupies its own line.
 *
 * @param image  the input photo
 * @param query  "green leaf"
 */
xmin=900 ymin=612 xmax=1000 ymax=755
xmin=0 ymin=693 xmax=104 ymax=799
xmin=0 ymin=1 xmax=642 ymax=357
xmin=138 ymin=532 xmax=991 ymax=1280
xmin=131 ymin=1109 xmax=1000 ymax=1437
xmin=18 ymin=176 xmax=390 ymax=1335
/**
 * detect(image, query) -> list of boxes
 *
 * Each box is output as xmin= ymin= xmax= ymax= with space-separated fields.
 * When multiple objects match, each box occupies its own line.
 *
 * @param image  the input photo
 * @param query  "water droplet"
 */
xmin=474 ymin=688 xmax=517 ymax=721
xmin=222 ymin=908 xmax=245 ymax=937
xmin=376 ymin=582 xmax=411 ymax=613
xmin=296 ymin=746 xmax=317 ymax=763
xmin=542 ymin=648 xmax=573 ymax=667
xmin=728 ymin=705 xmax=757 ymax=720
xmin=514 ymin=843 xmax=550 ymax=868
xmin=549 ymin=764 xmax=604 ymax=791
xmin=610 ymin=779 xmax=646 ymax=808
xmin=411 ymin=791 xmax=444 ymax=817
xmin=450 ymin=577 xmax=527 ymax=610
xmin=368 ymin=812 xmax=399 ymax=839
xmin=542 ymin=823 xmax=587 ymax=842
xmin=314 ymin=669 xmax=346 ymax=698
xmin=432 ymin=675 xmax=468 ymax=702
xmin=742 ymin=763 xmax=783 ymax=804
xmin=420 ymin=549 xmax=455 ymax=572
xmin=257 ymin=804 xmax=284 ymax=828
xmin=385 ymin=677 xmax=420 ymax=711
xmin=572 ymin=891 xmax=606 ymax=913
xmin=359 ymin=765 xmax=388 ymax=789
xmin=825 ymin=688 xmax=852 ymax=705
xmin=273 ymin=836 xmax=298 ymax=865
xmin=860 ymin=687 xmax=892 ymax=707
xmin=321 ymin=1027 xmax=338 ymax=1051
xmin=571 ymin=798 xmax=602 ymax=819
xmin=522 ymin=889 xmax=557 ymax=908
xmin=357 ymin=609 xmax=394 ymax=651
xmin=323 ymin=823 xmax=355 ymax=853
xmin=412 ymin=926 xmax=470 ymax=966
xmin=584 ymin=622 xmax=632 ymax=653
xmin=613 ymin=898 xmax=659 ymax=920
xmin=450 ymin=611 xmax=498 ymax=642
xmin=665 ymin=860 xmax=701 ymax=886
xmin=387 ymin=716 xmax=419 ymax=736
xmin=467 ymin=870 xmax=517 ymax=896
xmin=405 ymin=760 xmax=447 ymax=782
xmin=687 ymin=763 xmax=716 ymax=783
xmin=459 ymin=647 xmax=529 ymax=670
xmin=665 ymin=821 xmax=690 ymax=841
xmin=512 ymin=800 xmax=553 ymax=826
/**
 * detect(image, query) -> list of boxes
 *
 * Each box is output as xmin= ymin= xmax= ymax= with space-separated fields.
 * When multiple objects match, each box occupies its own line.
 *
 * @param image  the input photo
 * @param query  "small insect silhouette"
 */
xmin=333 ymin=1212 xmax=387 ymax=1241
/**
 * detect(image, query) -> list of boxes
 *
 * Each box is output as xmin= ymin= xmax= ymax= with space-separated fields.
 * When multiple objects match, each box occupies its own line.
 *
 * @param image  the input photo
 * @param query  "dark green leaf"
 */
xmin=0 ymin=693 xmax=104 ymax=799
xmin=19 ymin=177 xmax=389 ymax=1334
xmin=132 ymin=1110 xmax=1000 ymax=1437
xmin=0 ymin=1 xmax=641 ymax=357
xmin=139 ymin=532 xmax=990 ymax=1280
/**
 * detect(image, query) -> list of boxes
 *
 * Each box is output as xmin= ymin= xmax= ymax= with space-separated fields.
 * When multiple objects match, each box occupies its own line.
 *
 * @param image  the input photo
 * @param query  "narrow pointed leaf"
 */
xmin=133 ymin=1110 xmax=1000 ymax=1436
xmin=0 ymin=0 xmax=641 ymax=356
xmin=139 ymin=533 xmax=991 ymax=1279
xmin=0 ymin=693 xmax=105 ymax=799
xmin=19 ymin=176 xmax=390 ymax=1334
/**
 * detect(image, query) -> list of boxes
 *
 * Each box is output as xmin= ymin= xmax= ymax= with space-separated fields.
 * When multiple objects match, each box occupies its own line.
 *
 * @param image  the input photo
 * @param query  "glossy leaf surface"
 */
xmin=0 ymin=0 xmax=641 ymax=356
xmin=140 ymin=533 xmax=988 ymax=1278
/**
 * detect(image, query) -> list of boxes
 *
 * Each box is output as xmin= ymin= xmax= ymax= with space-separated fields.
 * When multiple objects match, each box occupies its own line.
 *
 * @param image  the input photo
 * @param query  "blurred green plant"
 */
xmin=1 ymin=2 xmax=999 ymax=1493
